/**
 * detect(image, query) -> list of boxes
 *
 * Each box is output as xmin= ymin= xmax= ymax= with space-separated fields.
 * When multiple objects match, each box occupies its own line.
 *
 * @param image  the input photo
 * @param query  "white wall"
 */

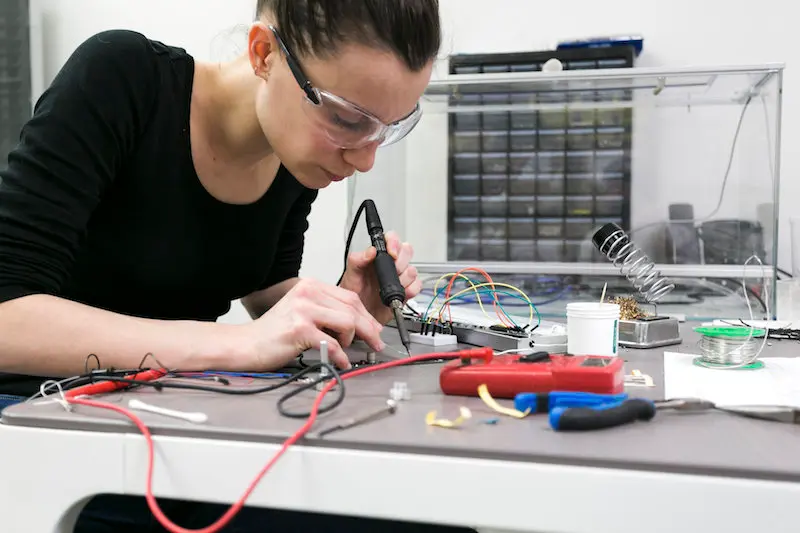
xmin=28 ymin=0 xmax=796 ymax=322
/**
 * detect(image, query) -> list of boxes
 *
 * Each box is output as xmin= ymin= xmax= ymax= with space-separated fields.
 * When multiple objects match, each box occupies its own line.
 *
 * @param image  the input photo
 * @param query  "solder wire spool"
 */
xmin=591 ymin=223 xmax=676 ymax=303
xmin=692 ymin=326 xmax=766 ymax=370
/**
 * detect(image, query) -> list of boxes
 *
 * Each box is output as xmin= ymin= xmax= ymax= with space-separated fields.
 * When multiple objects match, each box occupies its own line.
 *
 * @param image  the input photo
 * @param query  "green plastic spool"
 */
xmin=693 ymin=326 xmax=766 ymax=339
xmin=692 ymin=357 xmax=765 ymax=370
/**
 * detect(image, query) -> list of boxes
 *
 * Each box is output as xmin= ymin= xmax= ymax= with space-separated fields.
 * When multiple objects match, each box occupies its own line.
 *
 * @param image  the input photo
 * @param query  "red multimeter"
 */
xmin=439 ymin=351 xmax=625 ymax=399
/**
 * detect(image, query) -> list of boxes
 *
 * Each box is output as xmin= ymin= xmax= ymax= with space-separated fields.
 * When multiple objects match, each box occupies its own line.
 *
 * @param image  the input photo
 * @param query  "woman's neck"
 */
xmin=198 ymin=54 xmax=275 ymax=170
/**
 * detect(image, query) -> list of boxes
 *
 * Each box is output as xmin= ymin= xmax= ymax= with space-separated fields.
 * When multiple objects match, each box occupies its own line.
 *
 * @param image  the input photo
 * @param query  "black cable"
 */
xmin=276 ymin=363 xmax=345 ymax=418
xmin=337 ymin=200 xmax=368 ymax=286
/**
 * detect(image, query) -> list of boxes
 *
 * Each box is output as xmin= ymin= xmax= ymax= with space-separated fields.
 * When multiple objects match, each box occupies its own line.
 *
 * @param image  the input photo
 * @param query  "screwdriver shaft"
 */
xmin=318 ymin=399 xmax=398 ymax=437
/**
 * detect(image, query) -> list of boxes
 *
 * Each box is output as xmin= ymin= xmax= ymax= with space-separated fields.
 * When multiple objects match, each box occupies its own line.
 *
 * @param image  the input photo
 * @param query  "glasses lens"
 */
xmin=304 ymin=91 xmax=383 ymax=148
xmin=379 ymin=105 xmax=422 ymax=147
xmin=303 ymin=91 xmax=422 ymax=149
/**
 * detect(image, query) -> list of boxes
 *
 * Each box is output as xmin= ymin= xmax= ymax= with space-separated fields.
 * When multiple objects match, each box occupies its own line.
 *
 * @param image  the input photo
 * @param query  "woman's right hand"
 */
xmin=245 ymin=279 xmax=386 ymax=370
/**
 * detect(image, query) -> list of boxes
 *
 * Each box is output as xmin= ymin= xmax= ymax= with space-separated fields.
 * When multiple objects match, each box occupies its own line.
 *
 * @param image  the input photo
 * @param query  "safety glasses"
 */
xmin=269 ymin=25 xmax=422 ymax=150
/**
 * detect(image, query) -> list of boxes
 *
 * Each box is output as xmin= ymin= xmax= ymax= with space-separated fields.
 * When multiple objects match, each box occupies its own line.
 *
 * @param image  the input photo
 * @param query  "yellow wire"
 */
xmin=432 ymin=282 xmax=535 ymax=327
xmin=431 ymin=272 xmax=494 ymax=321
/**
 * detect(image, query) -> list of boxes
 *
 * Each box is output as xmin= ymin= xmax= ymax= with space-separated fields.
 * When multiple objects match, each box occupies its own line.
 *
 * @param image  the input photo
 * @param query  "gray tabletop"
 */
xmin=4 ymin=324 xmax=800 ymax=482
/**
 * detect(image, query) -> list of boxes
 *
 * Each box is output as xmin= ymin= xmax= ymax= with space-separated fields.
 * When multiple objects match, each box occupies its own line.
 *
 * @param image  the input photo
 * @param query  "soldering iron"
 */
xmin=363 ymin=199 xmax=412 ymax=354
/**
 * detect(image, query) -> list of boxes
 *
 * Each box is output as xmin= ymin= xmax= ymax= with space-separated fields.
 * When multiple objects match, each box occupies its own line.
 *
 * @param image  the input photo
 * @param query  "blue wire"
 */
xmin=201 ymin=371 xmax=292 ymax=379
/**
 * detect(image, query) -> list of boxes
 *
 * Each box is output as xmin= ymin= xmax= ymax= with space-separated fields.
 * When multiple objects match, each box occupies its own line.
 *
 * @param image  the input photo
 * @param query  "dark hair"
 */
xmin=256 ymin=0 xmax=441 ymax=72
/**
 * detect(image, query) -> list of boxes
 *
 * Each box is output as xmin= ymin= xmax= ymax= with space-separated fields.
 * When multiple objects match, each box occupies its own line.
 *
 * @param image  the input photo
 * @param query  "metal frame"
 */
xmin=413 ymin=261 xmax=776 ymax=279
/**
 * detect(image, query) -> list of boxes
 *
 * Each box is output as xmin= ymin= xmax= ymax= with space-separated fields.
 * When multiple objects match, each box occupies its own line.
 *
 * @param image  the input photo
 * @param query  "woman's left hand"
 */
xmin=338 ymin=231 xmax=422 ymax=325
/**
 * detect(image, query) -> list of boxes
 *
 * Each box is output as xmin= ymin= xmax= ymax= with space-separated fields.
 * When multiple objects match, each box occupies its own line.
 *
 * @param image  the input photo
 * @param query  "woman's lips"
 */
xmin=324 ymin=169 xmax=346 ymax=182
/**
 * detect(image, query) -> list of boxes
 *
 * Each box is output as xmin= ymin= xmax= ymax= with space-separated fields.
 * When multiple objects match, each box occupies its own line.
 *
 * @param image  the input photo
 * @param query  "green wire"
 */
xmin=423 ymin=285 xmax=541 ymax=330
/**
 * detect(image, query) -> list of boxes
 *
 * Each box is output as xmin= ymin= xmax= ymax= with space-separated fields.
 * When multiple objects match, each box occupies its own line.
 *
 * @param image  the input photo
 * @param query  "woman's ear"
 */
xmin=248 ymin=21 xmax=274 ymax=78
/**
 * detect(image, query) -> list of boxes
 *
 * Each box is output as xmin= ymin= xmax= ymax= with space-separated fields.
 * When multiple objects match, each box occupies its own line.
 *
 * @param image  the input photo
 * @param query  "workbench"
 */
xmin=1 ymin=325 xmax=799 ymax=533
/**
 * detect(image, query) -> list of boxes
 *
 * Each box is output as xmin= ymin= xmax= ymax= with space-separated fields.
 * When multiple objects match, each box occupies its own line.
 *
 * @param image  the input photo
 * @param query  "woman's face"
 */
xmin=250 ymin=24 xmax=434 ymax=189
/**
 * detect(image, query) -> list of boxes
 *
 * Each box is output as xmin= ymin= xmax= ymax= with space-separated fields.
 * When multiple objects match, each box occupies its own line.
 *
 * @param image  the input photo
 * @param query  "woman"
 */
xmin=0 ymin=0 xmax=469 ymax=531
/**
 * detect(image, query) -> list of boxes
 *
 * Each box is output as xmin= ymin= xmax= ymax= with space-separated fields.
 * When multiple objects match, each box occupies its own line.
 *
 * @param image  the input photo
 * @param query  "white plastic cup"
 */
xmin=566 ymin=302 xmax=621 ymax=356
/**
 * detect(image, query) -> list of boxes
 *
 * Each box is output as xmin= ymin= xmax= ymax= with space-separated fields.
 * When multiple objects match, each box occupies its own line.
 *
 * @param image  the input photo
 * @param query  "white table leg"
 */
xmin=0 ymin=424 xmax=127 ymax=532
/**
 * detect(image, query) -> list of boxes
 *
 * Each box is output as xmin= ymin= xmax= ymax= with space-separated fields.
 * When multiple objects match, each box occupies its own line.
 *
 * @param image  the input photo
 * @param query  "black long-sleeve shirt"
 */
xmin=0 ymin=30 xmax=317 ymax=395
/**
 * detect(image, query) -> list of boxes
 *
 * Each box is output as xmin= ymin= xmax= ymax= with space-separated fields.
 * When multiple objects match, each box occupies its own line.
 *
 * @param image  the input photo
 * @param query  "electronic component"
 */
xmin=409 ymin=332 xmax=458 ymax=346
xmin=439 ymin=352 xmax=625 ymax=399
xmin=400 ymin=315 xmax=530 ymax=352
xmin=363 ymin=200 xmax=411 ymax=355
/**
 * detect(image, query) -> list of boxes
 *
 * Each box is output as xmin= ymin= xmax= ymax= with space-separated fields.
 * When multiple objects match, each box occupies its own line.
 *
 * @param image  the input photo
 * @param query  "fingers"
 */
xmin=310 ymin=330 xmax=351 ymax=370
xmin=312 ymin=283 xmax=385 ymax=352
xmin=405 ymin=276 xmax=423 ymax=300
xmin=346 ymin=246 xmax=376 ymax=273
xmin=399 ymin=264 xmax=418 ymax=288
xmin=385 ymin=231 xmax=402 ymax=258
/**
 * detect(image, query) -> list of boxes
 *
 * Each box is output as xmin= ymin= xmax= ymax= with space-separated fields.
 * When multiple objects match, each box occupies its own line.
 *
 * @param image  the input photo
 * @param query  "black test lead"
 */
xmin=363 ymin=199 xmax=412 ymax=355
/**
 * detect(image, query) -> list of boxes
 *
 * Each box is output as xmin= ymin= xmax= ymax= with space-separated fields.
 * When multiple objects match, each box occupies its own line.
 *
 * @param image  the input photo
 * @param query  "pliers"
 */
xmin=515 ymin=392 xmax=800 ymax=431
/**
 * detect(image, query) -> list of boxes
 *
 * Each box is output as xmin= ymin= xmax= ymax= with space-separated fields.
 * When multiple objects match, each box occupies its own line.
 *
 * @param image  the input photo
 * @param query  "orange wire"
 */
xmin=442 ymin=267 xmax=514 ymax=326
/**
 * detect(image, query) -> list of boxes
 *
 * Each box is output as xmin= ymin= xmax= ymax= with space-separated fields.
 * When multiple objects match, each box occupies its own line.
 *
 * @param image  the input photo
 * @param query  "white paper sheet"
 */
xmin=663 ymin=351 xmax=800 ymax=408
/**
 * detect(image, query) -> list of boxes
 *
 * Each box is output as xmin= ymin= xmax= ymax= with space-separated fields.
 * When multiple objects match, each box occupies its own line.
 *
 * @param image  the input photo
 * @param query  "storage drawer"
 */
xmin=536 ymin=240 xmax=565 ymax=261
xmin=481 ymin=196 xmax=507 ymax=217
xmin=566 ymin=176 xmax=594 ymax=195
xmin=596 ymin=109 xmax=626 ymax=127
xmin=509 ymin=152 xmax=536 ymax=174
xmin=566 ymin=196 xmax=594 ymax=216
xmin=597 ymin=128 xmax=626 ymax=149
xmin=452 ymin=196 xmax=480 ymax=217
xmin=539 ymin=110 xmax=567 ymax=129
xmin=565 ymin=218 xmax=594 ymax=239
xmin=568 ymin=108 xmax=596 ymax=127
xmin=480 ymin=218 xmax=507 ymax=239
xmin=482 ymin=112 xmax=510 ymax=130
xmin=482 ymin=153 xmax=509 ymax=174
xmin=536 ymin=196 xmax=565 ymax=217
xmin=567 ymin=152 xmax=594 ymax=173
xmin=482 ymin=131 xmax=509 ymax=151
xmin=595 ymin=151 xmax=625 ymax=173
xmin=596 ymin=175 xmax=624 ymax=195
xmin=454 ymin=112 xmax=481 ymax=131
xmin=537 ymin=219 xmax=563 ymax=238
xmin=539 ymin=130 xmax=566 ymax=151
xmin=510 ymin=239 xmax=536 ymax=261
xmin=450 ymin=238 xmax=479 ymax=260
xmin=595 ymin=196 xmax=624 ymax=217
xmin=452 ymin=174 xmax=480 ymax=195
xmin=508 ymin=218 xmax=536 ymax=239
xmin=537 ymin=174 xmax=565 ymax=195
xmin=481 ymin=175 xmax=508 ymax=196
xmin=452 ymin=131 xmax=481 ymax=152
xmin=508 ymin=196 xmax=536 ymax=217
xmin=452 ymin=217 xmax=479 ymax=239
xmin=510 ymin=130 xmax=536 ymax=151
xmin=481 ymin=239 xmax=508 ymax=261
xmin=512 ymin=112 xmax=538 ymax=130
xmin=453 ymin=65 xmax=480 ymax=75
xmin=510 ymin=93 xmax=537 ymax=129
xmin=563 ymin=239 xmax=585 ymax=262
xmin=538 ymin=153 xmax=565 ymax=173
xmin=509 ymin=175 xmax=536 ymax=195
xmin=567 ymin=129 xmax=596 ymax=150
xmin=453 ymin=153 xmax=480 ymax=173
